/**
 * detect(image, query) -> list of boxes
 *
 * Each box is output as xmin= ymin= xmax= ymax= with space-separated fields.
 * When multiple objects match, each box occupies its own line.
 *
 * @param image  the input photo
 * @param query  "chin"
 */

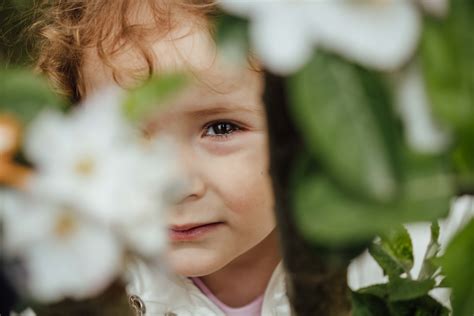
xmin=165 ymin=245 xmax=229 ymax=277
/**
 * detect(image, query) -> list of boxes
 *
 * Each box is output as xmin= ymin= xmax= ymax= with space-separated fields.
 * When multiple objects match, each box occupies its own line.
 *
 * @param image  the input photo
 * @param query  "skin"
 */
xmin=81 ymin=11 xmax=281 ymax=307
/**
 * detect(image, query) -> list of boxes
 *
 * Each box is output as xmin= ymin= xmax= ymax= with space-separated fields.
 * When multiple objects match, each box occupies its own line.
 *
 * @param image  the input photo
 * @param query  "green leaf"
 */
xmin=368 ymin=226 xmax=414 ymax=279
xmin=352 ymin=291 xmax=390 ymax=316
xmin=357 ymin=283 xmax=389 ymax=298
xmin=352 ymin=290 xmax=449 ymax=316
xmin=389 ymin=295 xmax=450 ymax=316
xmin=0 ymin=68 xmax=66 ymax=123
xmin=369 ymin=243 xmax=406 ymax=278
xmin=214 ymin=13 xmax=250 ymax=67
xmin=440 ymin=218 xmax=474 ymax=316
xmin=380 ymin=226 xmax=414 ymax=274
xmin=291 ymin=152 xmax=452 ymax=248
xmin=388 ymin=277 xmax=436 ymax=302
xmin=431 ymin=220 xmax=440 ymax=241
xmin=418 ymin=221 xmax=442 ymax=280
xmin=288 ymin=51 xmax=400 ymax=202
xmin=351 ymin=280 xmax=449 ymax=316
xmin=122 ymin=73 xmax=189 ymax=122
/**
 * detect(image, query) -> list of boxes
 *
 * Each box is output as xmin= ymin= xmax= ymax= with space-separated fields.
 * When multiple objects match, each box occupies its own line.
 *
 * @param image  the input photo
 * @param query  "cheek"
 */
xmin=231 ymin=170 xmax=273 ymax=216
xmin=211 ymin=141 xmax=274 ymax=220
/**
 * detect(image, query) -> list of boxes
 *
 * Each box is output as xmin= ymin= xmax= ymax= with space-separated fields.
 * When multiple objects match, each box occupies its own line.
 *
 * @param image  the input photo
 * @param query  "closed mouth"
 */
xmin=168 ymin=222 xmax=224 ymax=241
xmin=170 ymin=222 xmax=222 ymax=232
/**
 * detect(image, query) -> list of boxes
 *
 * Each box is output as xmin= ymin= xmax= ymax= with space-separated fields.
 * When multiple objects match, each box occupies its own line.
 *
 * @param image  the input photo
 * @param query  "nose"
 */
xmin=176 ymin=173 xmax=206 ymax=204
xmin=174 ymin=146 xmax=207 ymax=205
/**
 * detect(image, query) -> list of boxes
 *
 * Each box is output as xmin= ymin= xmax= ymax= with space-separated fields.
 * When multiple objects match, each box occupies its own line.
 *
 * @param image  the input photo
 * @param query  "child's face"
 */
xmin=81 ymin=16 xmax=277 ymax=276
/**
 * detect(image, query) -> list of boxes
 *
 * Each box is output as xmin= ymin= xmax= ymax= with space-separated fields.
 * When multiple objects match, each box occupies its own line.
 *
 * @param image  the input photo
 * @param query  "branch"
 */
xmin=263 ymin=72 xmax=351 ymax=315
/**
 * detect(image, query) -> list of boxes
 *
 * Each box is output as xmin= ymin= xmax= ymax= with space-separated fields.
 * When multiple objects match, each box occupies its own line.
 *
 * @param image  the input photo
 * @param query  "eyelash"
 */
xmin=202 ymin=121 xmax=241 ymax=139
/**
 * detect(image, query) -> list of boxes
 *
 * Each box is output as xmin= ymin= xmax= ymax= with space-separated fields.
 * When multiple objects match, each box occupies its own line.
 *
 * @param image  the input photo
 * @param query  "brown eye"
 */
xmin=205 ymin=121 xmax=240 ymax=137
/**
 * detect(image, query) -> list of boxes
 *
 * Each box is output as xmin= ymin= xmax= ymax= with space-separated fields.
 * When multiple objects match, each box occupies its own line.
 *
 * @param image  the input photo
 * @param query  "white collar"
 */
xmin=126 ymin=260 xmax=291 ymax=315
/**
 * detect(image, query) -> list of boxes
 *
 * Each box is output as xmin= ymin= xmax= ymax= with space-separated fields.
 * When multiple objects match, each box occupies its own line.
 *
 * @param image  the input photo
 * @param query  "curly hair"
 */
xmin=33 ymin=0 xmax=216 ymax=103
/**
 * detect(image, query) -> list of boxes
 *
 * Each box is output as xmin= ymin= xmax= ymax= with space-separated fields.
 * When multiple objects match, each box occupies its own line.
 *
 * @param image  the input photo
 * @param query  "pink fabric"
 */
xmin=190 ymin=277 xmax=263 ymax=316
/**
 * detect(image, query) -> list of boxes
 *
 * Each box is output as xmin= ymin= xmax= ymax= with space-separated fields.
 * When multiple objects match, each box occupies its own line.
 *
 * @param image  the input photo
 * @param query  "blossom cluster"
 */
xmin=1 ymin=88 xmax=178 ymax=303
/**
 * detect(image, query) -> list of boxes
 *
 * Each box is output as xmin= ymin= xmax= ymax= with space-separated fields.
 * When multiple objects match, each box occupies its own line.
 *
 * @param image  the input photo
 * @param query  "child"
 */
xmin=36 ymin=1 xmax=286 ymax=315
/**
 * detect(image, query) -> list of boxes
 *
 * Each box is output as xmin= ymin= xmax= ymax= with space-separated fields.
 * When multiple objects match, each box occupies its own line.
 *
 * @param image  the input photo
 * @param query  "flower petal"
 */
xmin=2 ymin=192 xmax=56 ymax=254
xmin=306 ymin=0 xmax=421 ymax=71
xmin=394 ymin=64 xmax=450 ymax=153
xmin=251 ymin=5 xmax=313 ymax=74
xmin=218 ymin=0 xmax=263 ymax=17
xmin=24 ymin=109 xmax=69 ymax=166
xmin=26 ymin=222 xmax=121 ymax=302
xmin=121 ymin=215 xmax=167 ymax=257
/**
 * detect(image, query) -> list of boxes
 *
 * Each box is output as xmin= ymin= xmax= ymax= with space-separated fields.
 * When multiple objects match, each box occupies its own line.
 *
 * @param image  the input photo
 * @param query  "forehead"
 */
xmin=81 ymin=15 xmax=214 ymax=91
xmin=81 ymin=14 xmax=263 ymax=116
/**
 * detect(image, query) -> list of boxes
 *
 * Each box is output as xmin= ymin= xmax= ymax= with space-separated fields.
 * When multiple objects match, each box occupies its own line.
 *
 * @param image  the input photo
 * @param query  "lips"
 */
xmin=168 ymin=222 xmax=224 ymax=241
xmin=170 ymin=223 xmax=214 ymax=231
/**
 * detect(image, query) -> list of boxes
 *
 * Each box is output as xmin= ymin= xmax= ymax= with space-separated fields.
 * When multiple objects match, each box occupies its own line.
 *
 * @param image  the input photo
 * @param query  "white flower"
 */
xmin=115 ymin=137 xmax=180 ymax=257
xmin=23 ymin=87 xmax=178 ymax=257
xmin=24 ymin=87 xmax=136 ymax=222
xmin=1 ymin=191 xmax=121 ymax=303
xmin=394 ymin=63 xmax=450 ymax=154
xmin=219 ymin=0 xmax=421 ymax=74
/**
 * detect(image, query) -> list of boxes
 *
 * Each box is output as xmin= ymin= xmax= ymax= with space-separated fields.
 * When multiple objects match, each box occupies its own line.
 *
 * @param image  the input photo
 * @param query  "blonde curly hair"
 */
xmin=33 ymin=0 xmax=216 ymax=103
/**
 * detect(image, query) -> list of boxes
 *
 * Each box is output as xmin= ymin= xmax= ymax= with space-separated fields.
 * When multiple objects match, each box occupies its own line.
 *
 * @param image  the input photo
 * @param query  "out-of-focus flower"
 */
xmin=2 ymin=86 xmax=180 ymax=304
xmin=394 ymin=63 xmax=450 ymax=154
xmin=2 ymin=191 xmax=121 ymax=303
xmin=114 ymin=137 xmax=180 ymax=257
xmin=23 ymin=89 xmax=177 ymax=253
xmin=24 ymin=88 xmax=135 ymax=223
xmin=219 ymin=0 xmax=421 ymax=74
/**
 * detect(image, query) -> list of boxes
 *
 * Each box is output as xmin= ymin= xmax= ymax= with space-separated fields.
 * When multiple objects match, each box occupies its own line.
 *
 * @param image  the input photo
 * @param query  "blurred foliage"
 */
xmin=123 ymin=73 xmax=189 ymax=123
xmin=290 ymin=152 xmax=452 ymax=248
xmin=289 ymin=52 xmax=401 ymax=203
xmin=0 ymin=68 xmax=65 ymax=123
xmin=440 ymin=218 xmax=474 ymax=316
xmin=288 ymin=53 xmax=452 ymax=248
xmin=421 ymin=0 xmax=474 ymax=188
xmin=419 ymin=1 xmax=474 ymax=315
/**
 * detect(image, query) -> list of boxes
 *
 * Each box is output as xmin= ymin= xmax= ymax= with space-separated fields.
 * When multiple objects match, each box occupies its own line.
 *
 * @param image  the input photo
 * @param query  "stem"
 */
xmin=263 ymin=72 xmax=351 ymax=315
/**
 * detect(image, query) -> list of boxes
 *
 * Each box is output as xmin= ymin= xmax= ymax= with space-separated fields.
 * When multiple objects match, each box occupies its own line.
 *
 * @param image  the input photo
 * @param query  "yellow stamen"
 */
xmin=54 ymin=212 xmax=77 ymax=237
xmin=75 ymin=157 xmax=95 ymax=175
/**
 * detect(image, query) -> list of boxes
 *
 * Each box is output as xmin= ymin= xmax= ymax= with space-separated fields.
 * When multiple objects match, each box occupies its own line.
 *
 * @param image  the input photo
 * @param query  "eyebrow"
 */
xmin=184 ymin=103 xmax=264 ymax=118
xmin=141 ymin=102 xmax=264 ymax=137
